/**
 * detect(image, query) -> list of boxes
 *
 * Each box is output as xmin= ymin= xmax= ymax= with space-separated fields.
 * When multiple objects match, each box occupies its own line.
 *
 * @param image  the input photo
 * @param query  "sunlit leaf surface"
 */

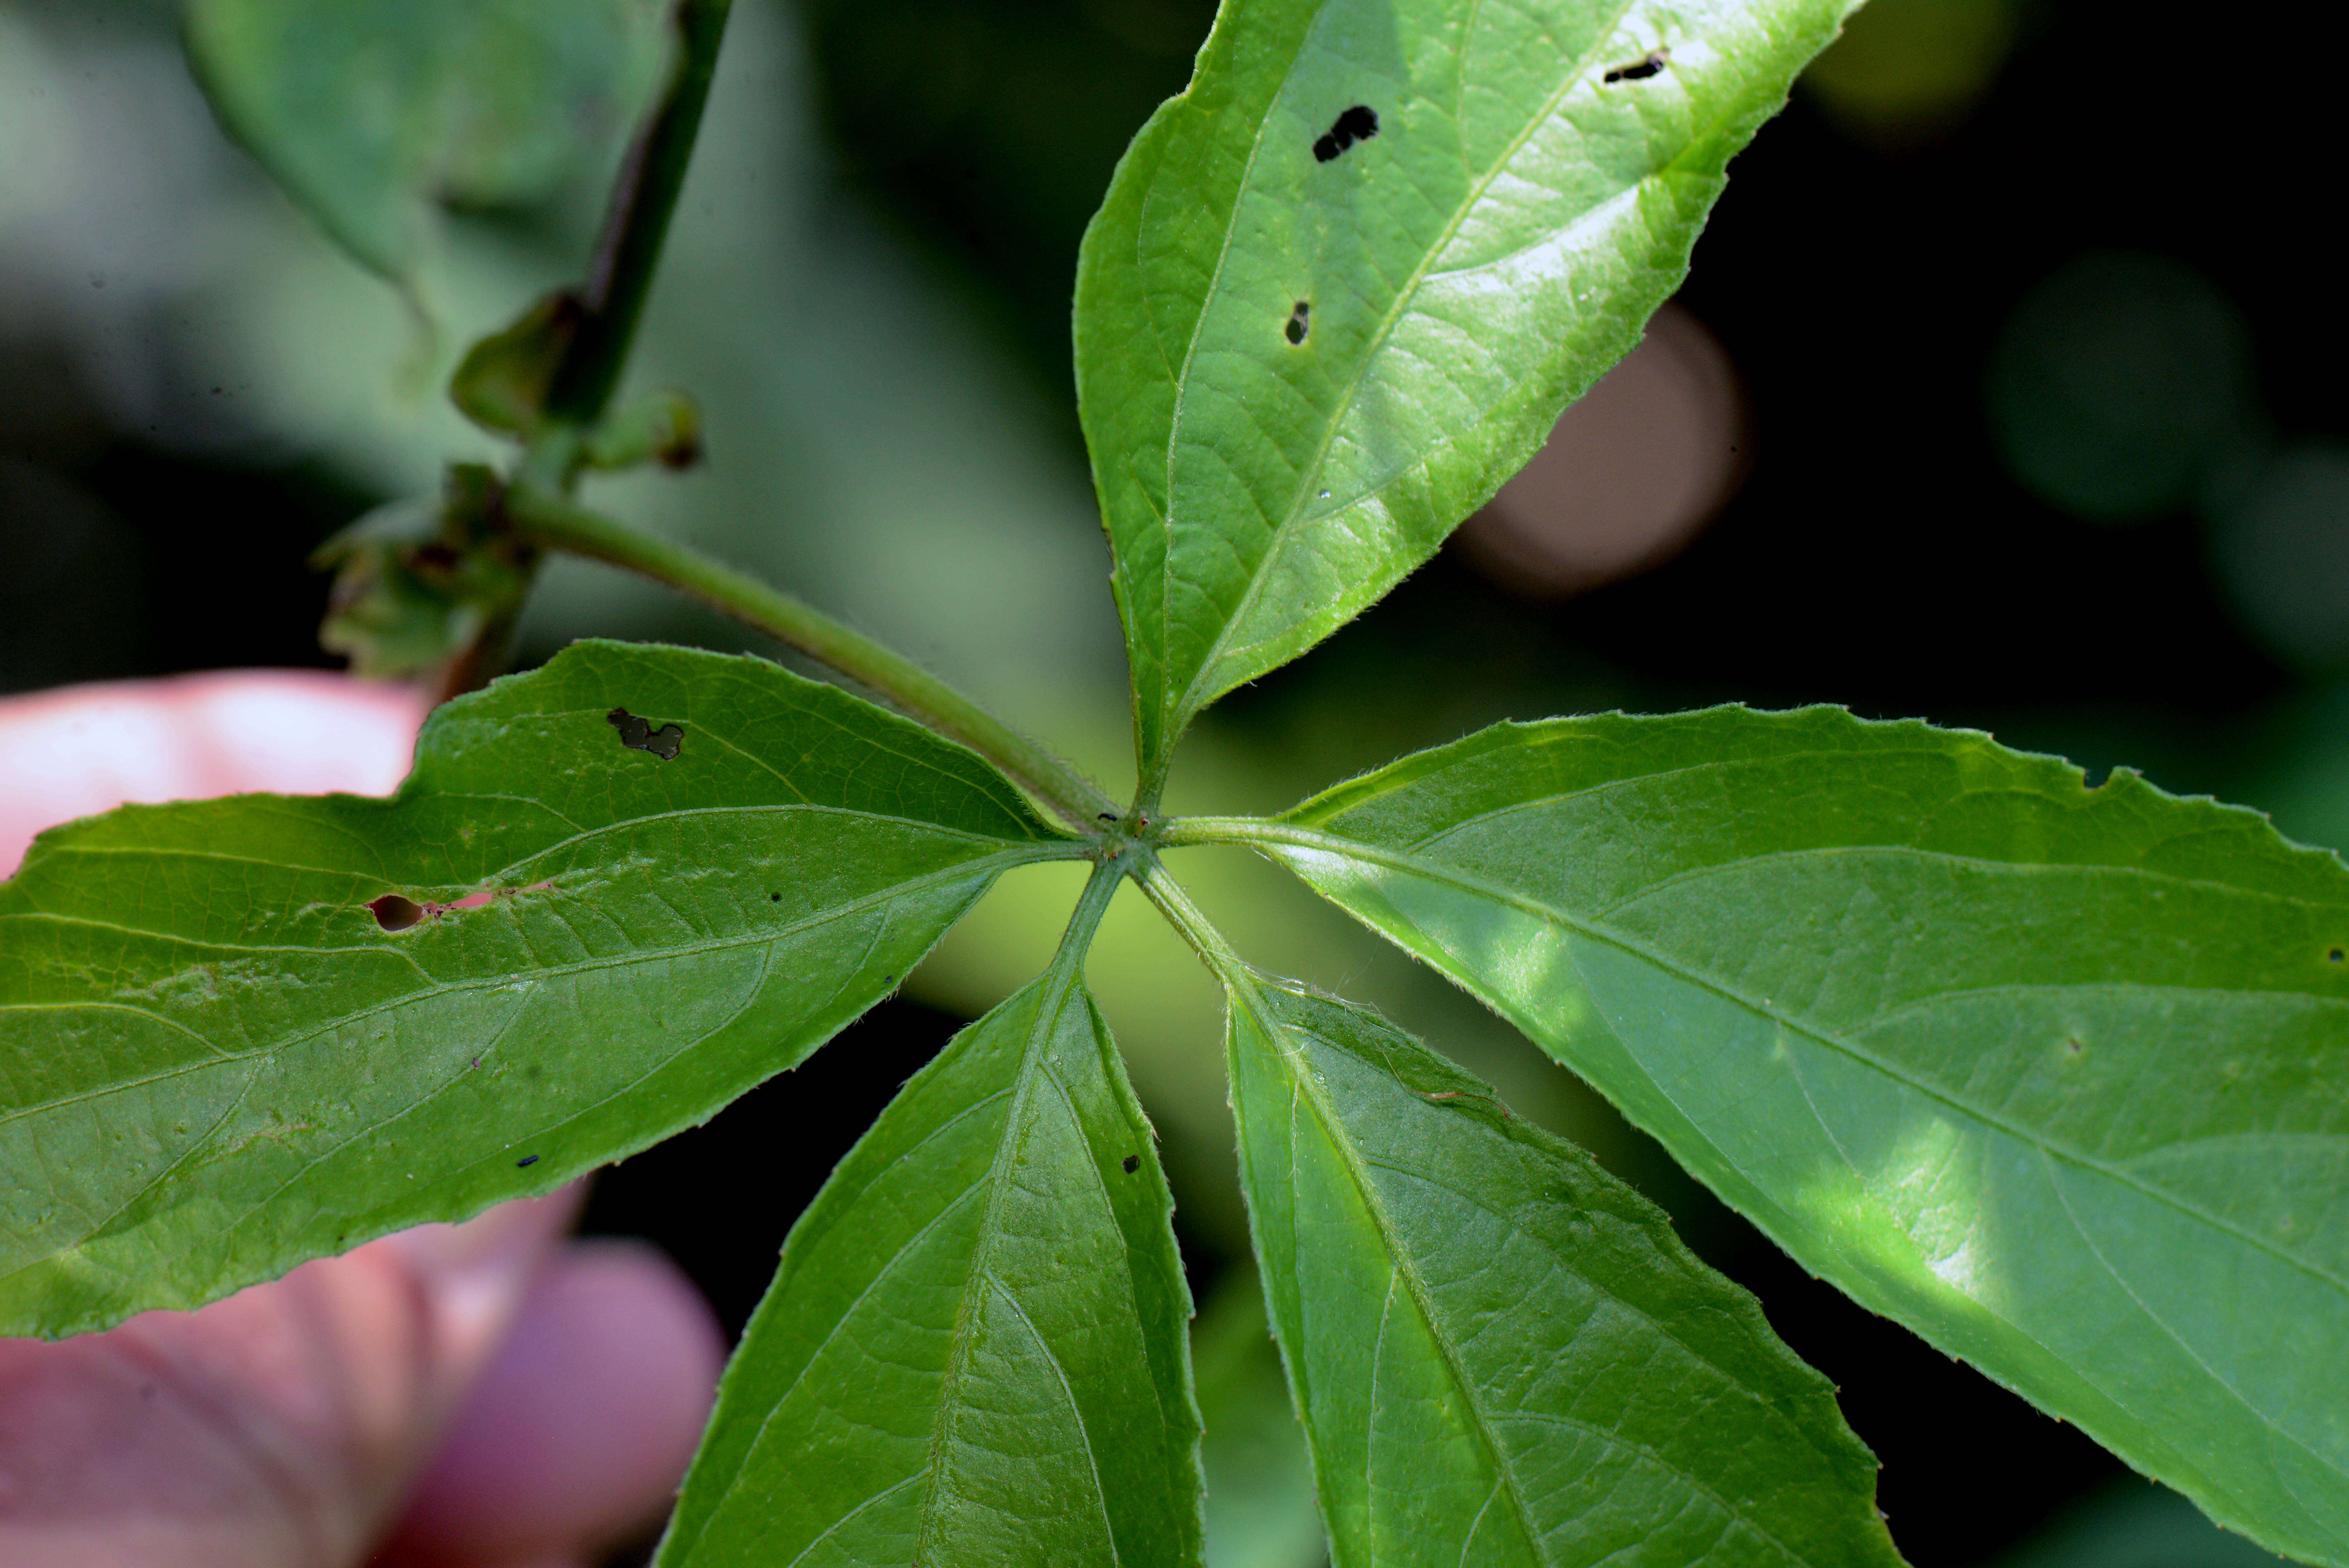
xmin=1225 ymin=975 xmax=1903 ymax=1568
xmin=1075 ymin=0 xmax=1859 ymax=778
xmin=0 ymin=641 xmax=1071 ymax=1337
xmin=656 ymin=956 xmax=1201 ymax=1566
xmin=1244 ymin=707 xmax=2349 ymax=1564
xmin=186 ymin=0 xmax=671 ymax=279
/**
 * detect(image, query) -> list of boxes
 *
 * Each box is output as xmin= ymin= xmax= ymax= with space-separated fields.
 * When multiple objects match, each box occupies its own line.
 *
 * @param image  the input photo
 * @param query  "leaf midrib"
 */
xmin=1236 ymin=976 xmax=1545 ymax=1562
xmin=1243 ymin=981 xmax=1845 ymax=1567
xmin=915 ymin=977 xmax=1125 ymax=1566
xmin=0 ymin=846 xmax=1057 ymax=1127
xmin=1250 ymin=823 xmax=2349 ymax=1303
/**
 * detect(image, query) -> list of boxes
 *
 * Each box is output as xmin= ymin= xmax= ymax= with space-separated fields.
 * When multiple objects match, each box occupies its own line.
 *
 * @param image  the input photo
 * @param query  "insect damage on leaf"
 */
xmin=1285 ymin=301 xmax=1310 ymax=344
xmin=608 ymin=707 xmax=684 ymax=759
xmin=367 ymin=880 xmax=557 ymax=932
xmin=1122 ymin=1154 xmax=1141 ymax=1173
xmin=369 ymin=894 xmax=425 ymax=931
xmin=1312 ymin=105 xmax=1378 ymax=162
xmin=1603 ymin=51 xmax=1669 ymax=83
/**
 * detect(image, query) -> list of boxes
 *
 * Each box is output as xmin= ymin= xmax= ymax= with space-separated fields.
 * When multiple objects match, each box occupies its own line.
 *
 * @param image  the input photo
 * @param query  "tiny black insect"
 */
xmin=1603 ymin=51 xmax=1668 ymax=84
xmin=607 ymin=707 xmax=684 ymax=760
xmin=1098 ymin=812 xmax=1119 ymax=824
xmin=1121 ymin=1154 xmax=1141 ymax=1173
xmin=516 ymin=1154 xmax=540 ymax=1167
xmin=1312 ymin=104 xmax=1379 ymax=162
xmin=1285 ymin=301 xmax=1311 ymax=345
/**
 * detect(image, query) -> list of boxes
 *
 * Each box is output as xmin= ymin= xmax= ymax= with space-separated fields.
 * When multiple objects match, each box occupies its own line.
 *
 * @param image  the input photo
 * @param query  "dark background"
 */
xmin=6 ymin=0 xmax=2344 ymax=1561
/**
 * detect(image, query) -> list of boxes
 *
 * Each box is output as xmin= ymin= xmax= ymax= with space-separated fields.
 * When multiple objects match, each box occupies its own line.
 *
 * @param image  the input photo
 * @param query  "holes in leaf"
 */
xmin=1286 ymin=302 xmax=1311 ymax=345
xmin=369 ymin=894 xmax=424 ymax=931
xmin=608 ymin=707 xmax=684 ymax=760
xmin=770 ymin=892 xmax=783 ymax=902
xmin=1121 ymin=1154 xmax=1141 ymax=1174
xmin=1603 ymin=51 xmax=1668 ymax=83
xmin=368 ymin=880 xmax=554 ymax=933
xmin=1312 ymin=104 xmax=1379 ymax=162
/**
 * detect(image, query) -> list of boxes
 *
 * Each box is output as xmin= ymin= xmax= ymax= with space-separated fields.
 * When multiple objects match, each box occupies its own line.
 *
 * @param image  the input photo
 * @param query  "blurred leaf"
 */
xmin=1193 ymin=1269 xmax=1322 ymax=1568
xmin=0 ymin=641 xmax=1073 ymax=1338
xmin=448 ymin=289 xmax=584 ymax=437
xmin=1074 ymin=0 xmax=1861 ymax=779
xmin=314 ymin=463 xmax=533 ymax=677
xmin=185 ymin=0 xmax=673 ymax=279
xmin=1245 ymin=707 xmax=2349 ymax=1564
xmin=584 ymin=387 xmax=705 ymax=470
xmin=1224 ymin=975 xmax=1904 ymax=1568
xmin=2208 ymin=444 xmax=2349 ymax=672
xmin=1991 ymin=1479 xmax=2279 ymax=1568
xmin=1801 ymin=0 xmax=2020 ymax=140
xmin=656 ymin=959 xmax=1202 ymax=1567
xmin=1985 ymin=252 xmax=2264 ymax=523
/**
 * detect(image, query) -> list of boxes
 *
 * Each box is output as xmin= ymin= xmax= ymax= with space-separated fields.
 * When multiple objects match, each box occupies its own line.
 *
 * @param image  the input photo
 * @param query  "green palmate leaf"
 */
xmin=186 ymin=0 xmax=672 ymax=279
xmin=1223 ymin=973 xmax=1902 ymax=1568
xmin=1075 ymin=0 xmax=1859 ymax=781
xmin=1224 ymin=707 xmax=2349 ymax=1564
xmin=656 ymin=873 xmax=1202 ymax=1568
xmin=0 ymin=640 xmax=1073 ymax=1338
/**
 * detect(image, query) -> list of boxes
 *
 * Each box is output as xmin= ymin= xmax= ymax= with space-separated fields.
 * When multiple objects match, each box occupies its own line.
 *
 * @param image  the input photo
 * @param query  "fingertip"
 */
xmin=380 ymin=1239 xmax=725 ymax=1565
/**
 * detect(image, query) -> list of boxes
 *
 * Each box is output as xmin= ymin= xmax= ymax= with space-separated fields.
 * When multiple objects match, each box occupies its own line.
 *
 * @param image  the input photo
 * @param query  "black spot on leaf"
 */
xmin=1312 ymin=104 xmax=1379 ymax=162
xmin=1286 ymin=302 xmax=1311 ymax=344
xmin=770 ymin=892 xmax=783 ymax=902
xmin=2330 ymin=948 xmax=2344 ymax=964
xmin=369 ymin=894 xmax=424 ymax=932
xmin=1603 ymin=51 xmax=1668 ymax=83
xmin=516 ymin=1154 xmax=540 ymax=1167
xmin=1121 ymin=1154 xmax=1141 ymax=1173
xmin=608 ymin=707 xmax=683 ymax=760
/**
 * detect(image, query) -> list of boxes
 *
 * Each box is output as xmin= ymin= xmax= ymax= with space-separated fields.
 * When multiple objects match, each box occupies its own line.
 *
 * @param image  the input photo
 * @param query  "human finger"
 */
xmin=0 ymin=669 xmax=427 ymax=877
xmin=0 ymin=1189 xmax=582 ymax=1568
xmin=373 ymin=1240 xmax=725 ymax=1567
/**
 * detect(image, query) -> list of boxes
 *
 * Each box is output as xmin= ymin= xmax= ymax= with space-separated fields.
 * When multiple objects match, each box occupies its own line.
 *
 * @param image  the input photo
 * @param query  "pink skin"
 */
xmin=0 ymin=672 xmax=727 ymax=1568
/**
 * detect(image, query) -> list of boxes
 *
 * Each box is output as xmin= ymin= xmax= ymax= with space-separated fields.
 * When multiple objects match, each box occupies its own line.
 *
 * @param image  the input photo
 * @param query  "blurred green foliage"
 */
xmin=186 ymin=0 xmax=672 ymax=280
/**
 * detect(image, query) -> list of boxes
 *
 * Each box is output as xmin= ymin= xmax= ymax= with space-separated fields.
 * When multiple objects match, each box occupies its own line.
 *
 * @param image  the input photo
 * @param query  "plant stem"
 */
xmin=1157 ymin=815 xmax=1293 ymax=848
xmin=1052 ymin=857 xmax=1127 ymax=977
xmin=544 ymin=0 xmax=733 ymax=428
xmin=1132 ymin=855 xmax=1248 ymax=984
xmin=504 ymin=487 xmax=1117 ymax=831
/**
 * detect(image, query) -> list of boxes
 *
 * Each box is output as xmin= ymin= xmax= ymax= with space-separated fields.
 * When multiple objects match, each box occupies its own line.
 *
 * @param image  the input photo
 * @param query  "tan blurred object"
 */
xmin=1456 ymin=303 xmax=1746 ymax=598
